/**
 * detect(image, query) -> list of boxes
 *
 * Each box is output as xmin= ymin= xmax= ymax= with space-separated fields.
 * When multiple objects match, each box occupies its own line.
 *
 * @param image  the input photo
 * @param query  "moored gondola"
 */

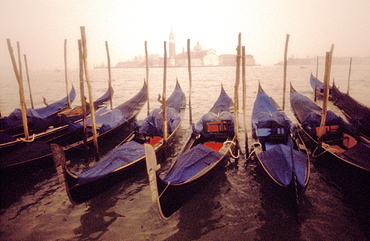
xmin=290 ymin=83 xmax=370 ymax=172
xmin=331 ymin=83 xmax=370 ymax=142
xmin=309 ymin=73 xmax=332 ymax=100
xmin=52 ymin=80 xmax=185 ymax=204
xmin=1 ymin=83 xmax=143 ymax=170
xmin=146 ymin=85 xmax=238 ymax=219
xmin=0 ymin=87 xmax=113 ymax=168
xmin=250 ymin=83 xmax=310 ymax=198
xmin=0 ymin=86 xmax=77 ymax=136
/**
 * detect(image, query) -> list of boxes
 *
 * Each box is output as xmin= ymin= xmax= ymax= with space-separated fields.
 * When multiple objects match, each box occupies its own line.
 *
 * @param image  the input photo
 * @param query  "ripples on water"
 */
xmin=1 ymin=65 xmax=369 ymax=240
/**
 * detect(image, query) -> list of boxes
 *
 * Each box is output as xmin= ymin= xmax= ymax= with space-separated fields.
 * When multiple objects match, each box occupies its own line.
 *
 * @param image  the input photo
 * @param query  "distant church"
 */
xmin=168 ymin=28 xmax=256 ymax=67
xmin=114 ymin=29 xmax=256 ymax=68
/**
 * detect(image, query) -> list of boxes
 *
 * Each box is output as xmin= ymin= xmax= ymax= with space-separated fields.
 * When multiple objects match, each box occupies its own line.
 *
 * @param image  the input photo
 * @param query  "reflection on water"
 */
xmin=1 ymin=65 xmax=370 ymax=240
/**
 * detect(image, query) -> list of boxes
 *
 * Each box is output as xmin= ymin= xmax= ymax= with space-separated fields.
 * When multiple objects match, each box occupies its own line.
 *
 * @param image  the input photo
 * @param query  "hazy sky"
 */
xmin=1 ymin=0 xmax=369 ymax=70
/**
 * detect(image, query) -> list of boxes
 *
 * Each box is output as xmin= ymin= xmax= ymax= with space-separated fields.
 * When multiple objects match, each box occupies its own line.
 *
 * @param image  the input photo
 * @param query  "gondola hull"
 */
xmin=331 ymin=83 xmax=370 ymax=141
xmin=1 ymin=84 xmax=143 ymax=170
xmin=146 ymin=85 xmax=237 ymax=219
xmin=290 ymin=84 xmax=370 ymax=172
xmin=251 ymin=83 xmax=309 ymax=196
xmin=55 ymin=81 xmax=186 ymax=204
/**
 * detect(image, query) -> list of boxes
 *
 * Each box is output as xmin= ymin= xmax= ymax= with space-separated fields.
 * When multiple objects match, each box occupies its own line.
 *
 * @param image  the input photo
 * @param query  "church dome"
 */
xmin=194 ymin=42 xmax=202 ymax=51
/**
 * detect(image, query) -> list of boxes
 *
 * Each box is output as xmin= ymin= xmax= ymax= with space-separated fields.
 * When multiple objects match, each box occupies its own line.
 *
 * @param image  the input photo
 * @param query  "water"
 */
xmin=1 ymin=65 xmax=370 ymax=240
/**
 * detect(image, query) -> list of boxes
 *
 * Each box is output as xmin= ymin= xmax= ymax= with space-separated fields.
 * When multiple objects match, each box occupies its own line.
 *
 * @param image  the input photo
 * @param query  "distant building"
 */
xmin=114 ymin=29 xmax=257 ymax=68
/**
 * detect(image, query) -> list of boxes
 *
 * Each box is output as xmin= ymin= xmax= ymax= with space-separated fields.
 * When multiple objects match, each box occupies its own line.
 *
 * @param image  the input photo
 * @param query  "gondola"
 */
xmin=309 ymin=73 xmax=332 ymax=100
xmin=0 ymin=86 xmax=77 ymax=136
xmin=331 ymin=83 xmax=370 ymax=141
xmin=0 ymin=87 xmax=113 ymax=158
xmin=145 ymin=85 xmax=237 ymax=219
xmin=52 ymin=80 xmax=185 ymax=204
xmin=250 ymin=83 xmax=309 ymax=198
xmin=1 ymin=83 xmax=144 ymax=169
xmin=290 ymin=83 xmax=370 ymax=172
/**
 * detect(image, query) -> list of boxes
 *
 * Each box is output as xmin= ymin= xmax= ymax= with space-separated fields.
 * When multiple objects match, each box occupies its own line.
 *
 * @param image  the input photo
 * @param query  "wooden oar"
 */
xmin=80 ymin=26 xmax=99 ymax=160
xmin=242 ymin=46 xmax=249 ymax=156
xmin=23 ymin=54 xmax=34 ymax=109
xmin=282 ymin=34 xmax=289 ymax=111
xmin=64 ymin=39 xmax=71 ymax=107
xmin=347 ymin=57 xmax=352 ymax=95
xmin=145 ymin=41 xmax=150 ymax=116
xmin=187 ymin=39 xmax=193 ymax=125
xmin=7 ymin=39 xmax=29 ymax=140
xmin=162 ymin=41 xmax=168 ymax=143
xmin=318 ymin=45 xmax=334 ymax=146
xmin=105 ymin=41 xmax=113 ymax=109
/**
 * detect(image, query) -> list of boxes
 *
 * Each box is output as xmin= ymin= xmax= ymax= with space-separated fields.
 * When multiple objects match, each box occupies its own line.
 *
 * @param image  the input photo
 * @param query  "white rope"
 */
xmin=223 ymin=140 xmax=240 ymax=159
xmin=19 ymin=134 xmax=35 ymax=142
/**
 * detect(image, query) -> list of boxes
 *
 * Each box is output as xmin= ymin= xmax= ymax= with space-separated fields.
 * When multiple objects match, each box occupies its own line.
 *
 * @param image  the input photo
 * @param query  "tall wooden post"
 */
xmin=347 ymin=57 xmax=352 ymax=95
xmin=64 ymin=39 xmax=70 ymax=107
xmin=78 ymin=40 xmax=88 ymax=153
xmin=80 ymin=26 xmax=99 ymax=160
xmin=145 ymin=41 xmax=150 ymax=116
xmin=242 ymin=46 xmax=249 ymax=156
xmin=162 ymin=41 xmax=168 ymax=143
xmin=105 ymin=41 xmax=113 ymax=109
xmin=7 ymin=39 xmax=29 ymax=140
xmin=314 ymin=56 xmax=319 ymax=102
xmin=187 ymin=39 xmax=193 ymax=125
xmin=282 ymin=34 xmax=289 ymax=111
xmin=318 ymin=45 xmax=334 ymax=146
xmin=234 ymin=33 xmax=241 ymax=142
xmin=24 ymin=54 xmax=34 ymax=109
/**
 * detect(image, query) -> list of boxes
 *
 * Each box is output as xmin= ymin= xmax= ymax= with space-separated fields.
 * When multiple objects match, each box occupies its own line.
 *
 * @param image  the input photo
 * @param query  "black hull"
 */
xmin=65 ymin=157 xmax=146 ymax=204
xmin=1 ymin=83 xmax=147 ymax=170
xmin=156 ymin=157 xmax=227 ymax=219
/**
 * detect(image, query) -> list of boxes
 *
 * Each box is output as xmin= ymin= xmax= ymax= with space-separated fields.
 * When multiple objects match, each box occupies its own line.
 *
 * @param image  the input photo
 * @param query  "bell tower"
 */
xmin=169 ymin=27 xmax=176 ymax=58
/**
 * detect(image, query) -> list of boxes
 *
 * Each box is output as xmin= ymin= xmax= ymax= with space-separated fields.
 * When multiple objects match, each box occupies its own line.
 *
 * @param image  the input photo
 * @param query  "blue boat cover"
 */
xmin=258 ymin=144 xmax=308 ymax=186
xmin=164 ymin=86 xmax=186 ymax=113
xmin=290 ymin=90 xmax=352 ymax=133
xmin=138 ymin=107 xmax=180 ymax=137
xmin=34 ymin=86 xmax=76 ymax=117
xmin=251 ymin=88 xmax=291 ymax=129
xmin=0 ymin=87 xmax=76 ymax=131
xmin=310 ymin=73 xmax=332 ymax=94
xmin=77 ymin=141 xmax=145 ymax=185
xmin=0 ymin=108 xmax=56 ymax=133
xmin=253 ymin=86 xmax=308 ymax=187
xmin=163 ymin=144 xmax=223 ymax=184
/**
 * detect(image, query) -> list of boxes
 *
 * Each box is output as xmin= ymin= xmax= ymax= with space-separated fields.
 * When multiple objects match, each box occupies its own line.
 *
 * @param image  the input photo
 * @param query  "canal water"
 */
xmin=1 ymin=64 xmax=369 ymax=240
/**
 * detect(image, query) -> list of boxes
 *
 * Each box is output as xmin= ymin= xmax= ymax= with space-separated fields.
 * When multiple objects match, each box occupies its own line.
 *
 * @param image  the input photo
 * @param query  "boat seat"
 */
xmin=203 ymin=120 xmax=232 ymax=140
xmin=316 ymin=125 xmax=343 ymax=146
xmin=257 ymin=122 xmax=289 ymax=145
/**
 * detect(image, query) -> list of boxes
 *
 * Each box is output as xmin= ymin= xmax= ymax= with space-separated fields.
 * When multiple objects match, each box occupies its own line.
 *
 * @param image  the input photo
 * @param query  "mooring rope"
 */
xmin=312 ymin=146 xmax=327 ymax=158
xmin=224 ymin=140 xmax=240 ymax=159
xmin=19 ymin=134 xmax=35 ymax=142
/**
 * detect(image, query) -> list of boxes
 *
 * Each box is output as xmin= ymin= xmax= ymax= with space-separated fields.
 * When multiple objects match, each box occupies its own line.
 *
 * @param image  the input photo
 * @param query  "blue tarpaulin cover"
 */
xmin=72 ymin=108 xmax=126 ymax=134
xmin=138 ymin=107 xmax=180 ymax=137
xmin=34 ymin=86 xmax=76 ymax=117
xmin=258 ymin=144 xmax=308 ymax=186
xmin=163 ymin=144 xmax=223 ymax=184
xmin=253 ymin=86 xmax=308 ymax=187
xmin=77 ymin=141 xmax=145 ymax=185
xmin=0 ymin=86 xmax=76 ymax=131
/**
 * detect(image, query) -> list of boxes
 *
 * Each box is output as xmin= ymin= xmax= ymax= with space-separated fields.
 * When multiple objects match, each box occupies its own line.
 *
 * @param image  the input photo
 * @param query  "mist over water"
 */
xmin=1 ymin=65 xmax=369 ymax=240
